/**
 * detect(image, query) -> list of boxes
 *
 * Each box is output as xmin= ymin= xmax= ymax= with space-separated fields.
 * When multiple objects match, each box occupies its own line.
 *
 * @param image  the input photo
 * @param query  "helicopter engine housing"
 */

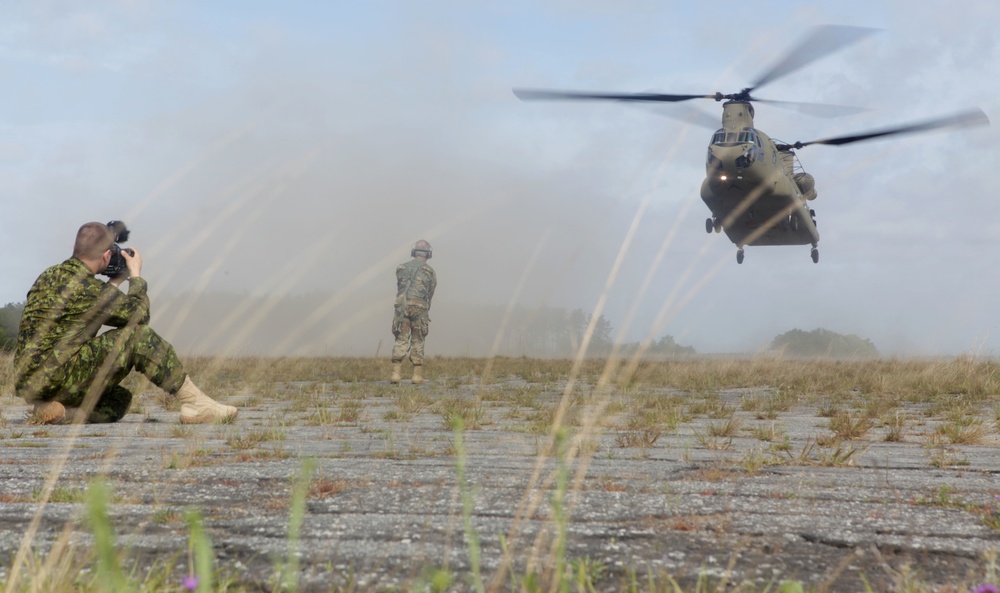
xmin=794 ymin=172 xmax=817 ymax=201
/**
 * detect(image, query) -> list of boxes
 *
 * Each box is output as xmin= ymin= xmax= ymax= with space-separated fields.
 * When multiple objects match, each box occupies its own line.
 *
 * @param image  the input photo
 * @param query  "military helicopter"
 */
xmin=514 ymin=25 xmax=989 ymax=264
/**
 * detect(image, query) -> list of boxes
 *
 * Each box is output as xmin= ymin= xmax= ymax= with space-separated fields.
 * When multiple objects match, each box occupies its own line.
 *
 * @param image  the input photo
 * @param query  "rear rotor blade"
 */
xmin=513 ymin=88 xmax=716 ymax=103
xmin=786 ymin=108 xmax=990 ymax=149
xmin=751 ymin=25 xmax=879 ymax=92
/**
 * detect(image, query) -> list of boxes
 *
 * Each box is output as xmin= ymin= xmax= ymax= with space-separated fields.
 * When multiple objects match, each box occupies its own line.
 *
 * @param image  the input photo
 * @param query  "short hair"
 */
xmin=73 ymin=222 xmax=114 ymax=260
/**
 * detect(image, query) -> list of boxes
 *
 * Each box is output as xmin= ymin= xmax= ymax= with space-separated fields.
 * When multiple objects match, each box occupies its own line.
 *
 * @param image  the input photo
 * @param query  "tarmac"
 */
xmin=0 ymin=379 xmax=998 ymax=592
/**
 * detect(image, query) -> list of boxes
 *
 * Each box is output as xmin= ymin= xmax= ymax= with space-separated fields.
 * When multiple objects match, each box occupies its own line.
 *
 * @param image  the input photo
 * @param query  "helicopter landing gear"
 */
xmin=811 ymin=247 xmax=819 ymax=264
xmin=714 ymin=219 xmax=722 ymax=233
xmin=789 ymin=214 xmax=799 ymax=232
xmin=736 ymin=248 xmax=745 ymax=264
xmin=705 ymin=217 xmax=713 ymax=234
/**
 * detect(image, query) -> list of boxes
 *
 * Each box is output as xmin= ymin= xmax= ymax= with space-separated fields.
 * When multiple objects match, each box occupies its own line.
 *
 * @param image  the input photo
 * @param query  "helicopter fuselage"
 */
xmin=700 ymin=101 xmax=819 ymax=250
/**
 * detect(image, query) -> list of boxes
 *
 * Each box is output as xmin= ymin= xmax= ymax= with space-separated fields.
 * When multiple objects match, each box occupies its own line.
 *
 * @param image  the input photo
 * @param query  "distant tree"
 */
xmin=587 ymin=312 xmax=614 ymax=354
xmin=769 ymin=328 xmax=878 ymax=358
xmin=503 ymin=307 xmax=615 ymax=357
xmin=649 ymin=334 xmax=696 ymax=356
xmin=616 ymin=334 xmax=696 ymax=357
xmin=0 ymin=301 xmax=24 ymax=351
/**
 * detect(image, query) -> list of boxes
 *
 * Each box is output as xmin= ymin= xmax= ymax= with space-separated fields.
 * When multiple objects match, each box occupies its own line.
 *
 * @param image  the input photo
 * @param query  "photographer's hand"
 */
xmin=122 ymin=247 xmax=143 ymax=279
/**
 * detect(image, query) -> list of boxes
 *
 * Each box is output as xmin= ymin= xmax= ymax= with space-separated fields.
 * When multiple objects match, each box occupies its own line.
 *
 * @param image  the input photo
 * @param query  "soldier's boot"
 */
xmin=63 ymin=407 xmax=88 ymax=424
xmin=175 ymin=376 xmax=238 ymax=424
xmin=390 ymin=363 xmax=402 ymax=384
xmin=411 ymin=365 xmax=425 ymax=385
xmin=32 ymin=401 xmax=66 ymax=425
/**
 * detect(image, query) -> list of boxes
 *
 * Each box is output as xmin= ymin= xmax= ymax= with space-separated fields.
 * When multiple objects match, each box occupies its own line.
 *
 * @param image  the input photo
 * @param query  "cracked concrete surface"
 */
xmin=0 ymin=380 xmax=998 ymax=591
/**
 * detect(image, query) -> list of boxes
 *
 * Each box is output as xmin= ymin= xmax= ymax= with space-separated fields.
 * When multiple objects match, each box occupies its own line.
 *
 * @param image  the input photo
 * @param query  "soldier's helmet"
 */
xmin=411 ymin=239 xmax=432 ymax=260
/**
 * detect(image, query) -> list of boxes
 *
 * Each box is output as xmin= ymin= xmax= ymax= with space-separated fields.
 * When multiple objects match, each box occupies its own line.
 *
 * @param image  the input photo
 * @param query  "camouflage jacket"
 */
xmin=395 ymin=258 xmax=436 ymax=313
xmin=13 ymin=257 xmax=150 ymax=396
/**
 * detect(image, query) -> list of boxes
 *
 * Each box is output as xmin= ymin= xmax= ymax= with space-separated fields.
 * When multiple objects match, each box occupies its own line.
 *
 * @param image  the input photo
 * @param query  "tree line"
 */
xmin=0 ymin=302 xmax=22 ymax=351
xmin=0 ymin=298 xmax=880 ymax=358
xmin=478 ymin=305 xmax=695 ymax=358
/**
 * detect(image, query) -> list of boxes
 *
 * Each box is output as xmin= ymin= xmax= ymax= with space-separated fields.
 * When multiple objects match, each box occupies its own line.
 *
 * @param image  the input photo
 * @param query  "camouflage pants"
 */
xmin=29 ymin=325 xmax=186 ymax=423
xmin=391 ymin=314 xmax=430 ymax=365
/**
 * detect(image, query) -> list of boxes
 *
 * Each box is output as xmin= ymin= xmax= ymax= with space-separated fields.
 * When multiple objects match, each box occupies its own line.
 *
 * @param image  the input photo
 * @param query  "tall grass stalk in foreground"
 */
xmin=277 ymin=458 xmax=316 ymax=593
xmin=185 ymin=510 xmax=214 ymax=593
xmin=452 ymin=419 xmax=484 ymax=593
xmin=548 ymin=428 xmax=571 ymax=593
xmin=86 ymin=479 xmax=127 ymax=593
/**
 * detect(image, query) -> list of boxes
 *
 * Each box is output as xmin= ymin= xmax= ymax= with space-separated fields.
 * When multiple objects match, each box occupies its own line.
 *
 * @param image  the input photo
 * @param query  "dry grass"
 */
xmin=614 ymin=427 xmax=661 ymax=448
xmin=706 ymin=415 xmax=744 ymax=438
xmin=882 ymin=412 xmax=908 ymax=442
xmin=749 ymin=422 xmax=785 ymax=442
xmin=934 ymin=419 xmax=993 ymax=445
xmin=6 ymin=353 xmax=999 ymax=404
xmin=827 ymin=411 xmax=873 ymax=440
xmin=438 ymin=396 xmax=486 ymax=430
xmin=173 ymin=355 xmax=995 ymax=402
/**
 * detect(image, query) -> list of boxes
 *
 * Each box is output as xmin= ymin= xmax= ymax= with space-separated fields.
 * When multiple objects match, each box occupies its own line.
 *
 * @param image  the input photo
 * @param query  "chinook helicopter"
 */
xmin=514 ymin=25 xmax=988 ymax=264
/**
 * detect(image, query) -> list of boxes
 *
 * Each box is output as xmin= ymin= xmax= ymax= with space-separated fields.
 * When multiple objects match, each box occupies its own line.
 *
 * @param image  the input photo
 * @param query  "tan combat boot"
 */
xmin=390 ymin=363 xmax=402 ymax=384
xmin=175 ymin=376 xmax=238 ymax=424
xmin=32 ymin=401 xmax=66 ymax=424
xmin=411 ymin=365 xmax=425 ymax=385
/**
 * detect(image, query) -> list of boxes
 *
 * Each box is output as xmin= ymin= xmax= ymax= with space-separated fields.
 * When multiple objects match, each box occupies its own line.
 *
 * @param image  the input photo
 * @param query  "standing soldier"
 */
xmin=391 ymin=240 xmax=436 ymax=384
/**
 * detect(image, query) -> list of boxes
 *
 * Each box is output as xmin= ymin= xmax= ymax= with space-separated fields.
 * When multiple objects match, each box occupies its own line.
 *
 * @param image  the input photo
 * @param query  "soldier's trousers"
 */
xmin=31 ymin=325 xmax=186 ymax=423
xmin=391 ymin=314 xmax=429 ymax=365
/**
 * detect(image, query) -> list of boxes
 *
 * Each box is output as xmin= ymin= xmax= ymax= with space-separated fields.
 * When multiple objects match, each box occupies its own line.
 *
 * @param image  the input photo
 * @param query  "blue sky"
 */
xmin=1 ymin=1 xmax=998 ymax=356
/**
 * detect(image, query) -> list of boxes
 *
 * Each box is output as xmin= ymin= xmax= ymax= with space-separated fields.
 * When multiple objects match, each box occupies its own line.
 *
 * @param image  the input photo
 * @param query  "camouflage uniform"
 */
xmin=14 ymin=257 xmax=186 ymax=423
xmin=391 ymin=258 xmax=437 ymax=365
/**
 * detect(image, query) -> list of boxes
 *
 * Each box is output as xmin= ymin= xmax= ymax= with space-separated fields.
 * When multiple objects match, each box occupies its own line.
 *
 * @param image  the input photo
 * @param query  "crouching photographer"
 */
xmin=13 ymin=221 xmax=238 ymax=425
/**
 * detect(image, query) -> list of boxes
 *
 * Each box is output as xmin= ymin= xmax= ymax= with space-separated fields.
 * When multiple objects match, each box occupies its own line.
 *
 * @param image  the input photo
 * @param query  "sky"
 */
xmin=1 ymin=0 xmax=998 ymax=357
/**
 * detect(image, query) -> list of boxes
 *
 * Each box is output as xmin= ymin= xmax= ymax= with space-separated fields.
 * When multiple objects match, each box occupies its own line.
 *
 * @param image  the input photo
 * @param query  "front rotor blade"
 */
xmin=751 ymin=25 xmax=879 ymax=91
xmin=793 ymin=108 xmax=990 ymax=148
xmin=754 ymin=98 xmax=868 ymax=118
xmin=625 ymin=102 xmax=721 ymax=130
xmin=513 ymin=88 xmax=715 ymax=103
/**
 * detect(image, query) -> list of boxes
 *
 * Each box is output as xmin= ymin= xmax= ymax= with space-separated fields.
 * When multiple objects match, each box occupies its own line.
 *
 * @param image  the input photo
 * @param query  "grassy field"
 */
xmin=0 ymin=353 xmax=999 ymax=592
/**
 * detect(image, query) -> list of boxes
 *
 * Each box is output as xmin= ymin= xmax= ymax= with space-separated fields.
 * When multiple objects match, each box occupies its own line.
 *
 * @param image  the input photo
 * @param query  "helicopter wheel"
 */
xmin=790 ymin=215 xmax=799 ymax=232
xmin=714 ymin=220 xmax=722 ymax=233
xmin=705 ymin=218 xmax=714 ymax=234
xmin=811 ymin=248 xmax=819 ymax=264
xmin=736 ymin=249 xmax=745 ymax=264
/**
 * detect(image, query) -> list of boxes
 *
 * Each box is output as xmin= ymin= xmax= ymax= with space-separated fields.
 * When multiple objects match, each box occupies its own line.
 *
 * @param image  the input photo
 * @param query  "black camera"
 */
xmin=102 ymin=220 xmax=135 ymax=278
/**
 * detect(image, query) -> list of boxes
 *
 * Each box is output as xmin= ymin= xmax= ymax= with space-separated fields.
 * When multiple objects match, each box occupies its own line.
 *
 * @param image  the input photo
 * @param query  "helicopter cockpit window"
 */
xmin=737 ymin=129 xmax=762 ymax=147
xmin=711 ymin=129 xmax=742 ymax=145
xmin=712 ymin=128 xmax=761 ymax=147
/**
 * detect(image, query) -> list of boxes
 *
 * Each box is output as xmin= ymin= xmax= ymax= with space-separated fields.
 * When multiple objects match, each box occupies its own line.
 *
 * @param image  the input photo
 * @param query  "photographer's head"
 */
xmin=74 ymin=222 xmax=115 ymax=273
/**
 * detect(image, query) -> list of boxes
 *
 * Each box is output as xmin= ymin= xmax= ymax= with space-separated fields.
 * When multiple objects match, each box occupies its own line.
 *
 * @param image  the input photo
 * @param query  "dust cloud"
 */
xmin=4 ymin=3 xmax=999 ymax=357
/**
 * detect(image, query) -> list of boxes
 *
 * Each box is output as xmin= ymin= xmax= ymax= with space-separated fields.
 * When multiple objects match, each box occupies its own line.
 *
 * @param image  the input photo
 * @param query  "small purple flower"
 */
xmin=182 ymin=575 xmax=199 ymax=591
xmin=972 ymin=584 xmax=1000 ymax=593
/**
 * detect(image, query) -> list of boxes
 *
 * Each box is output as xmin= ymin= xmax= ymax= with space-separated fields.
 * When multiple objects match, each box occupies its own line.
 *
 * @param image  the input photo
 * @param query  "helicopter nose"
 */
xmin=706 ymin=149 xmax=722 ymax=173
xmin=707 ymin=144 xmax=744 ymax=177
